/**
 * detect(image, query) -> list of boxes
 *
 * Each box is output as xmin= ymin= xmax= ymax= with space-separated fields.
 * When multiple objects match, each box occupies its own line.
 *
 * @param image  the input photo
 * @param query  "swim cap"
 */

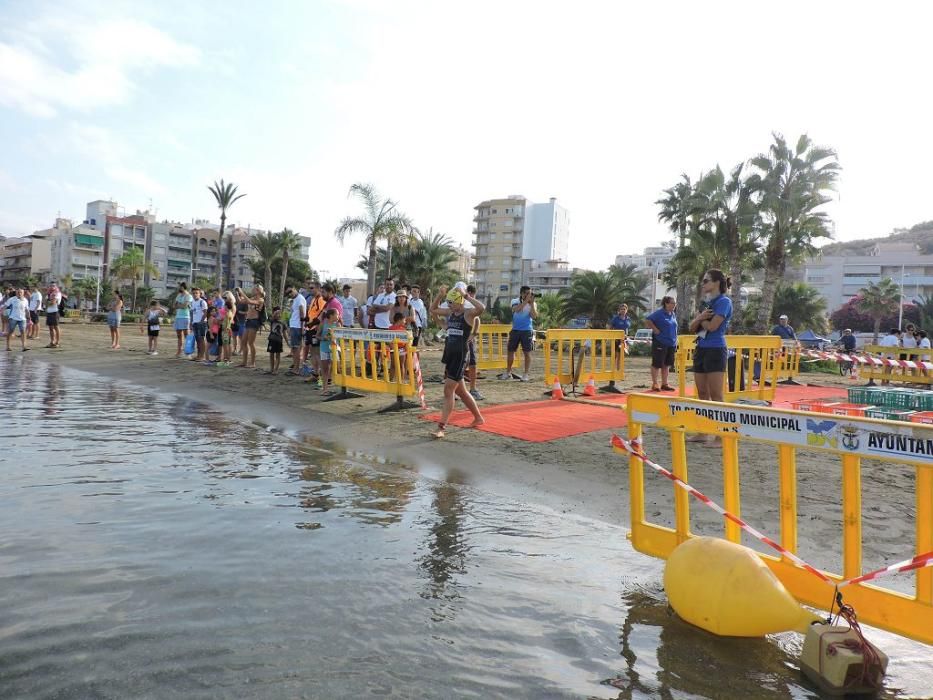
xmin=446 ymin=288 xmax=464 ymax=304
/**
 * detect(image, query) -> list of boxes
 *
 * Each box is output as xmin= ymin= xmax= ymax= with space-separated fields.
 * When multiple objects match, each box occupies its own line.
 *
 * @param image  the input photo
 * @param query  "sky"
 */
xmin=2 ymin=0 xmax=932 ymax=278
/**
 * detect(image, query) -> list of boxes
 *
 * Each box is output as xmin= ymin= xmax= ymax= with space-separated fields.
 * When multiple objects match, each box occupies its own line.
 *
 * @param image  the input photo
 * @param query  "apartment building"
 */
xmin=523 ymin=259 xmax=579 ymax=295
xmin=0 ymin=236 xmax=51 ymax=286
xmin=472 ymin=195 xmax=570 ymax=302
xmin=450 ymin=245 xmax=473 ymax=282
xmin=801 ymin=240 xmax=933 ymax=310
xmin=614 ymin=244 xmax=678 ymax=307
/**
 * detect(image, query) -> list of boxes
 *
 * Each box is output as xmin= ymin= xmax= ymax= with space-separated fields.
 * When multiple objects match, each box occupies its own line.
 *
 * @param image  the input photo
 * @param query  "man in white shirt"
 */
xmin=190 ymin=288 xmax=209 ymax=360
xmin=361 ymin=284 xmax=382 ymax=329
xmin=339 ymin=284 xmax=358 ymax=328
xmin=409 ymin=285 xmax=427 ymax=347
xmin=878 ymin=328 xmax=901 ymax=385
xmin=370 ymin=278 xmax=397 ymax=330
xmin=5 ymin=288 xmax=29 ymax=351
xmin=28 ymin=285 xmax=42 ymax=339
xmin=286 ymin=285 xmax=307 ymax=373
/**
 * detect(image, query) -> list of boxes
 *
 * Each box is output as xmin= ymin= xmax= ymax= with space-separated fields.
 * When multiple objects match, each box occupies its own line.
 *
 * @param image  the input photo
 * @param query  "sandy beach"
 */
xmin=10 ymin=320 xmax=921 ymax=589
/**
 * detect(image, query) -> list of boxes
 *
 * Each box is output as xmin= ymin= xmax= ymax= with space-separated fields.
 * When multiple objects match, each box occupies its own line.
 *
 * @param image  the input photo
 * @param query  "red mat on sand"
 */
xmin=421 ymin=383 xmax=850 ymax=443
xmin=422 ymin=398 xmax=627 ymax=442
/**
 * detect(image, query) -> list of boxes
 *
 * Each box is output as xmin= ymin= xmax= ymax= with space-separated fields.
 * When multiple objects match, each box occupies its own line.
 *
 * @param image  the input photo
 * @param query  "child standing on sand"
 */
xmin=317 ymin=307 xmax=339 ymax=395
xmin=266 ymin=307 xmax=285 ymax=375
xmin=141 ymin=300 xmax=168 ymax=355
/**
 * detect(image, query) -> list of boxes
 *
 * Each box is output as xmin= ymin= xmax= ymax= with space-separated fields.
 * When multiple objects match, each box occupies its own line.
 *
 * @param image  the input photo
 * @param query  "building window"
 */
xmin=491 ymin=209 xmax=497 ymax=214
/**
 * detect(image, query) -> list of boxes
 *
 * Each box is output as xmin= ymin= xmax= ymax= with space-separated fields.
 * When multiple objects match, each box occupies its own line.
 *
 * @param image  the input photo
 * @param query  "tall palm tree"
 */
xmin=751 ymin=133 xmax=839 ymax=333
xmin=207 ymin=179 xmax=246 ymax=289
xmin=608 ymin=263 xmax=650 ymax=315
xmin=334 ymin=183 xmax=415 ymax=295
xmin=656 ymin=174 xmax=693 ymax=327
xmin=662 ymin=225 xmax=731 ymax=310
xmin=250 ymin=232 xmax=280 ymax=298
xmin=692 ymin=164 xmax=762 ymax=327
xmin=110 ymin=246 xmax=159 ymax=310
xmin=72 ymin=276 xmax=99 ymax=315
xmin=858 ymin=278 xmax=901 ymax=343
xmin=275 ymin=228 xmax=302 ymax=305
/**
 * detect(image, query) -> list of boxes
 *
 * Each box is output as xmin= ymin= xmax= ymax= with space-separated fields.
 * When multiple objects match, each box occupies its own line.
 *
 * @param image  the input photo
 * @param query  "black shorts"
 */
xmin=507 ymin=329 xmax=533 ymax=353
xmin=468 ymin=338 xmax=477 ymax=367
xmin=193 ymin=321 xmax=207 ymax=339
xmin=444 ymin=350 xmax=468 ymax=382
xmin=148 ymin=329 xmax=160 ymax=338
xmin=29 ymin=310 xmax=39 ymax=324
xmin=412 ymin=327 xmax=422 ymax=347
xmin=46 ymin=312 xmax=59 ymax=327
xmin=267 ymin=338 xmax=283 ymax=354
xmin=304 ymin=330 xmax=318 ymax=346
xmin=693 ymin=346 xmax=727 ymax=374
xmin=245 ymin=318 xmax=260 ymax=331
xmin=651 ymin=341 xmax=676 ymax=369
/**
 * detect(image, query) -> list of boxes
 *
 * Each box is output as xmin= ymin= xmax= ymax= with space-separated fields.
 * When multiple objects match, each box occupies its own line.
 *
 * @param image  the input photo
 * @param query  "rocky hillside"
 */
xmin=819 ymin=220 xmax=933 ymax=256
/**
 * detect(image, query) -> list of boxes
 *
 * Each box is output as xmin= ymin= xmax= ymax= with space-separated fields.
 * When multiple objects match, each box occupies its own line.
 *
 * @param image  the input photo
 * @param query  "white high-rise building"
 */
xmin=523 ymin=197 xmax=569 ymax=262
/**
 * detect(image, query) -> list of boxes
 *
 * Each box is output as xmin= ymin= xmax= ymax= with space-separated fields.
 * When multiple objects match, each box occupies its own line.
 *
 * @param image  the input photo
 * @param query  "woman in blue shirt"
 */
xmin=688 ymin=269 xmax=733 ymax=407
xmin=644 ymin=296 xmax=678 ymax=391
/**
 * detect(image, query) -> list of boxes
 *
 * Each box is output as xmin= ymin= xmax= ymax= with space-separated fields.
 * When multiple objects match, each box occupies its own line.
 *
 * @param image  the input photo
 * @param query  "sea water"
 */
xmin=0 ymin=357 xmax=929 ymax=699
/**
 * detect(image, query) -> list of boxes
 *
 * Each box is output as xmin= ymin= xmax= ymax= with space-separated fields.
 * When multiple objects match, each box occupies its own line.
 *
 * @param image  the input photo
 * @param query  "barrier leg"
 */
xmin=323 ymin=386 xmax=363 ymax=402
xmin=378 ymin=395 xmax=421 ymax=413
xmin=600 ymin=380 xmax=624 ymax=394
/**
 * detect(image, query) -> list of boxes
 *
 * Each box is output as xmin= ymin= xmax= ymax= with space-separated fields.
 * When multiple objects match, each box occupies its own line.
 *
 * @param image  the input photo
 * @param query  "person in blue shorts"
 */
xmin=688 ymin=269 xmax=733 ymax=443
xmin=644 ymin=296 xmax=678 ymax=391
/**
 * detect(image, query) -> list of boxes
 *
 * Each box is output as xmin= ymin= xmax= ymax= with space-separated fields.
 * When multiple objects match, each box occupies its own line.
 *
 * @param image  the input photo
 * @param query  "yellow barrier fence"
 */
xmin=543 ymin=328 xmax=626 ymax=393
xmin=777 ymin=341 xmax=802 ymax=384
xmin=327 ymin=328 xmax=419 ymax=412
xmin=624 ymin=392 xmax=933 ymax=645
xmin=473 ymin=323 xmax=512 ymax=372
xmin=861 ymin=345 xmax=933 ymax=387
xmin=675 ymin=334 xmax=781 ymax=403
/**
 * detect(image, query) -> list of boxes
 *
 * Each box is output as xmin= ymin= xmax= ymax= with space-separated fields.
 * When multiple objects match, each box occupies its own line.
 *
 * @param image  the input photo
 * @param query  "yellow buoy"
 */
xmin=664 ymin=537 xmax=822 ymax=636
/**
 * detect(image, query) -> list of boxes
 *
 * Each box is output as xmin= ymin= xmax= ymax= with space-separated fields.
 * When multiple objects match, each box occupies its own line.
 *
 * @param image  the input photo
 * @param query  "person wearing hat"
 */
xmin=771 ymin=314 xmax=797 ymax=342
xmin=430 ymin=285 xmax=486 ymax=438
xmin=840 ymin=328 xmax=856 ymax=353
xmin=339 ymin=284 xmax=358 ymax=327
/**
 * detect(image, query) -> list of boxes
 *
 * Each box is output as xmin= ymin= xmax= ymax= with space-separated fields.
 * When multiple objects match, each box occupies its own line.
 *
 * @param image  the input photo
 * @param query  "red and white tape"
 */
xmin=801 ymin=348 xmax=933 ymax=371
xmin=412 ymin=351 xmax=427 ymax=410
xmin=612 ymin=434 xmax=933 ymax=589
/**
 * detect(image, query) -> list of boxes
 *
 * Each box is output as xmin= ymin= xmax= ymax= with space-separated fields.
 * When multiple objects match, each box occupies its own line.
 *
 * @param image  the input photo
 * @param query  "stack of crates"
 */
xmin=854 ymin=386 xmax=933 ymax=421
xmin=909 ymin=390 xmax=933 ymax=424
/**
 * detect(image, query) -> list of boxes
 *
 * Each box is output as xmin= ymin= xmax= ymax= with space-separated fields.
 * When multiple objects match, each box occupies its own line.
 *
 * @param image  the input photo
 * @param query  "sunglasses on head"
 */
xmin=702 ymin=277 xmax=712 ymax=283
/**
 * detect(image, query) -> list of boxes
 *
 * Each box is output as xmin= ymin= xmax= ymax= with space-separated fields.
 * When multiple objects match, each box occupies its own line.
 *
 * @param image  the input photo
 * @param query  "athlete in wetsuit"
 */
xmin=430 ymin=285 xmax=486 ymax=438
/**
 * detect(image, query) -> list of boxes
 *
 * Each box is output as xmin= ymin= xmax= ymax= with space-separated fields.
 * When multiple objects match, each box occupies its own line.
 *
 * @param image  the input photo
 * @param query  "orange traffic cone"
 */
xmin=550 ymin=379 xmax=564 ymax=400
xmin=583 ymin=375 xmax=597 ymax=397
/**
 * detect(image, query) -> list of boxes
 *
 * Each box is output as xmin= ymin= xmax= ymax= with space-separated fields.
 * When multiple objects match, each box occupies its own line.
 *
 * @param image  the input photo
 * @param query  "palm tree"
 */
xmin=534 ymin=292 xmax=568 ymax=330
xmin=562 ymin=270 xmax=647 ymax=329
xmin=207 ymin=179 xmax=246 ymax=288
xmin=72 ymin=276 xmax=100 ymax=314
xmin=656 ymin=174 xmax=693 ymax=327
xmin=765 ymin=282 xmax=828 ymax=333
xmin=110 ymin=247 xmax=159 ymax=311
xmin=662 ymin=225 xmax=731 ymax=310
xmin=858 ymin=278 xmax=901 ymax=343
xmin=609 ymin=263 xmax=650 ymax=315
xmin=751 ymin=133 xmax=839 ymax=333
xmin=248 ymin=232 xmax=279 ymax=300
xmin=916 ymin=294 xmax=933 ymax=332
xmin=334 ymin=183 xmax=415 ymax=295
xmin=275 ymin=228 xmax=302 ymax=305
xmin=384 ymin=219 xmax=417 ymax=281
xmin=692 ymin=164 xmax=762 ymax=328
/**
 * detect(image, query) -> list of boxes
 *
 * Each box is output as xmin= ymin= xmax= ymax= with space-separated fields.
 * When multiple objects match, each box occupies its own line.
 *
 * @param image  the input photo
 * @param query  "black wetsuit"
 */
xmin=442 ymin=312 xmax=471 ymax=382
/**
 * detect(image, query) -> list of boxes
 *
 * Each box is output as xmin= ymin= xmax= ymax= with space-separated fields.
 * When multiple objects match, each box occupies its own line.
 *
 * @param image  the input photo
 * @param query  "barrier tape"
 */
xmin=412 ymin=351 xmax=427 ymax=410
xmin=801 ymin=348 xmax=933 ymax=371
xmin=612 ymin=434 xmax=933 ymax=590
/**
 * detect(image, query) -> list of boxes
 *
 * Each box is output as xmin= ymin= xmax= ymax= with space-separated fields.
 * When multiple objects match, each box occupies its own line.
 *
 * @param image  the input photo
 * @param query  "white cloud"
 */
xmin=0 ymin=13 xmax=199 ymax=117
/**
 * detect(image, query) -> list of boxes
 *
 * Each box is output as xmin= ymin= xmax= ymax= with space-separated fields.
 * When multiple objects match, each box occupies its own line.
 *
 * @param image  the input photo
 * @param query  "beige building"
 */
xmin=524 ymin=259 xmax=580 ymax=295
xmin=450 ymin=245 xmax=473 ymax=282
xmin=0 ymin=236 xmax=52 ymax=286
xmin=472 ymin=196 xmax=528 ymax=301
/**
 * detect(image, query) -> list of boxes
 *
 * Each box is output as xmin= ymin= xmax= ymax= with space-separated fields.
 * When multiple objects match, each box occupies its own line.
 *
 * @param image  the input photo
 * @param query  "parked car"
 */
xmin=631 ymin=329 xmax=653 ymax=344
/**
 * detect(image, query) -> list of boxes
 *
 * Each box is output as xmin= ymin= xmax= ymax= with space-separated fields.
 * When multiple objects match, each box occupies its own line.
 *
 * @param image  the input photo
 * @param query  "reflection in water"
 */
xmin=1 ymin=358 xmax=929 ymax=698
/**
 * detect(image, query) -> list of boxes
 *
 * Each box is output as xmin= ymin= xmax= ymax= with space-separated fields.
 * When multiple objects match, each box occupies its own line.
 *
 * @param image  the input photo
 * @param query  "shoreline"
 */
xmin=9 ymin=322 xmax=919 ymax=578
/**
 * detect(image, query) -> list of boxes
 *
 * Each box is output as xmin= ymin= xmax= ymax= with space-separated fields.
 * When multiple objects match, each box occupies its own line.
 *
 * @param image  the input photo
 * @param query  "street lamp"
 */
xmin=898 ymin=264 xmax=906 ymax=330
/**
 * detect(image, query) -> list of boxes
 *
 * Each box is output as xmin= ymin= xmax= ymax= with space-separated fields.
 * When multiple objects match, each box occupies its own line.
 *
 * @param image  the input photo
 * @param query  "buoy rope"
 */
xmin=800 ymin=347 xmax=933 ymax=371
xmin=822 ymin=593 xmax=885 ymax=691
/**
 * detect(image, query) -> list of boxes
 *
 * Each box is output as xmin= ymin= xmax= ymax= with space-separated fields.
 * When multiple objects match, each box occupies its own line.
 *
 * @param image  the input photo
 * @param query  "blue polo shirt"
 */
xmin=697 ymin=294 xmax=732 ymax=349
xmin=609 ymin=314 xmax=631 ymax=333
xmin=647 ymin=308 xmax=678 ymax=347
xmin=511 ymin=299 xmax=534 ymax=332
xmin=772 ymin=323 xmax=796 ymax=341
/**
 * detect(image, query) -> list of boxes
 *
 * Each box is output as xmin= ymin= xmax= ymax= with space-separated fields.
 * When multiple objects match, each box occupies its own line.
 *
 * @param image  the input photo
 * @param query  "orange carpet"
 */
xmin=422 ymin=398 xmax=627 ymax=442
xmin=421 ymin=383 xmax=850 ymax=443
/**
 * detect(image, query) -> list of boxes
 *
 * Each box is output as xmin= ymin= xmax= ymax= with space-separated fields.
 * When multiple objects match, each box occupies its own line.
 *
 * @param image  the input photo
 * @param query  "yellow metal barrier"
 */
xmin=624 ymin=392 xmax=933 ymax=645
xmin=473 ymin=323 xmax=512 ymax=371
xmin=543 ymin=328 xmax=626 ymax=392
xmin=675 ymin=334 xmax=781 ymax=403
xmin=862 ymin=344 xmax=933 ymax=386
xmin=777 ymin=341 xmax=801 ymax=384
xmin=327 ymin=328 xmax=419 ymax=412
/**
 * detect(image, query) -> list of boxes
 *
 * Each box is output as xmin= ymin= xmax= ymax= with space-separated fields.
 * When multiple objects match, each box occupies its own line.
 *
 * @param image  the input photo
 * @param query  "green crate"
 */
xmin=847 ymin=387 xmax=887 ymax=404
xmin=881 ymin=389 xmax=920 ymax=409
xmin=866 ymin=408 xmax=916 ymax=421
xmin=911 ymin=392 xmax=933 ymax=411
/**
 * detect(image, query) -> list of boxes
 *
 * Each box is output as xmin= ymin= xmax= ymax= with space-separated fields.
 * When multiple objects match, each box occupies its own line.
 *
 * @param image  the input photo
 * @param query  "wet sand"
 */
xmin=12 ymin=320 xmax=923 ymax=587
